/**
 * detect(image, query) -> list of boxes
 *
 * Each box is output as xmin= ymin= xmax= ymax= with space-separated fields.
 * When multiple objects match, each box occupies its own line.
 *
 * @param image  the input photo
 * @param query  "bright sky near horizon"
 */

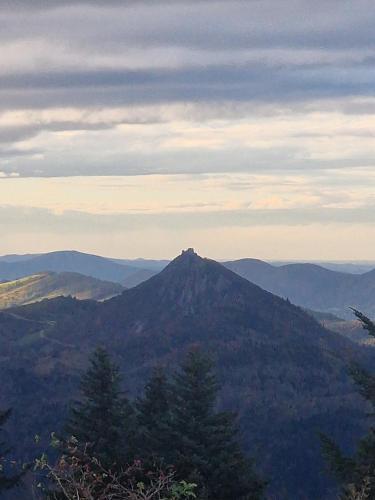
xmin=1 ymin=0 xmax=375 ymax=259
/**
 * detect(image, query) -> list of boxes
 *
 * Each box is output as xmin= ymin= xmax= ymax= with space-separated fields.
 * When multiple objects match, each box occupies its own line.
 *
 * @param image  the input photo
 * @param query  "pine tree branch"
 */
xmin=350 ymin=309 xmax=375 ymax=338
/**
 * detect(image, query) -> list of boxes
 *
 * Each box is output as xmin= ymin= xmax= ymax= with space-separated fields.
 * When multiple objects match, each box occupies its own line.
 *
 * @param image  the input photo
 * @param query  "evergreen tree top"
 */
xmin=173 ymin=350 xmax=219 ymax=415
xmin=66 ymin=346 xmax=134 ymax=468
xmin=169 ymin=349 xmax=265 ymax=500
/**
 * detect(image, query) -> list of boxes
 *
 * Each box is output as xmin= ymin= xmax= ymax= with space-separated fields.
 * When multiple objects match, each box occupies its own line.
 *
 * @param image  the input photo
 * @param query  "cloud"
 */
xmin=4 ymin=0 xmax=217 ymax=8
xmin=0 ymin=125 xmax=40 ymax=144
xmin=2 ymin=167 xmax=375 ymax=257
xmin=2 ymin=61 xmax=374 ymax=110
xmin=1 ymin=1 xmax=375 ymax=116
xmin=2 ymin=1 xmax=375 ymax=51
xmin=3 ymin=205 xmax=375 ymax=237
xmin=1 ymin=105 xmax=375 ymax=177
xmin=1 ymin=1 xmax=375 ymax=258
xmin=0 ymin=0 xmax=375 ymax=178
xmin=2 ymin=170 xmax=375 ymax=216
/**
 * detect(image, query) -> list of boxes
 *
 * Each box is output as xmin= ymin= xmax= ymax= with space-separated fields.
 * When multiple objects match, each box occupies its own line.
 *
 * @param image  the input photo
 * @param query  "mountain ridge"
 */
xmin=0 ymin=250 xmax=147 ymax=285
xmin=2 ymin=250 xmax=375 ymax=318
xmin=0 ymin=271 xmax=124 ymax=309
xmin=224 ymin=258 xmax=375 ymax=318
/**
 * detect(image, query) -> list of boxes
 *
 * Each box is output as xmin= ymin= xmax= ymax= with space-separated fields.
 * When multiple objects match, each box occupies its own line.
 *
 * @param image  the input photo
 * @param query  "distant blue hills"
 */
xmin=0 ymin=250 xmax=374 ymax=318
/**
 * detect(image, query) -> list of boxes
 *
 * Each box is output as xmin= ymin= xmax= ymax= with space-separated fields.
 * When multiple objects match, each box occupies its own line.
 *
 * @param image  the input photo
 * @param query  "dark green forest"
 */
xmin=3 ymin=348 xmax=264 ymax=499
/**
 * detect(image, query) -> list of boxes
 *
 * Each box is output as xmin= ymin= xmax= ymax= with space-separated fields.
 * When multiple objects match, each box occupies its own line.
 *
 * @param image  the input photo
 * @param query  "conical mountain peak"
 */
xmin=158 ymin=248 xmax=234 ymax=283
xmin=102 ymin=249 xmax=356 ymax=373
xmin=169 ymin=248 xmax=203 ymax=267
xmin=113 ymin=249 xmax=266 ymax=315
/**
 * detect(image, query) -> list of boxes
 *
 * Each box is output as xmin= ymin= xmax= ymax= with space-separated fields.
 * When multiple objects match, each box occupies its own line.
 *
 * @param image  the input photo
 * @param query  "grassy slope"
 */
xmin=0 ymin=272 xmax=124 ymax=309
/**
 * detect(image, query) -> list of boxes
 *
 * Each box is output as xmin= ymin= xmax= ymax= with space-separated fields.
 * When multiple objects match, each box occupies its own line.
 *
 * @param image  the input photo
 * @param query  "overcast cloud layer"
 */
xmin=1 ymin=0 xmax=375 ymax=175
xmin=1 ymin=0 xmax=375 ymax=257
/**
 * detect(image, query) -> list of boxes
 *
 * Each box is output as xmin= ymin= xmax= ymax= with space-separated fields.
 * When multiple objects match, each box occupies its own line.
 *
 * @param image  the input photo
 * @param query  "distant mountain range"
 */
xmin=0 ymin=249 xmax=371 ymax=498
xmin=0 ymin=251 xmax=152 ymax=287
xmin=270 ymin=261 xmax=375 ymax=274
xmin=224 ymin=259 xmax=375 ymax=318
xmin=1 ymin=251 xmax=375 ymax=318
xmin=0 ymin=272 xmax=124 ymax=309
xmin=2 ymin=251 xmax=374 ymax=275
xmin=0 ymin=253 xmax=42 ymax=263
xmin=110 ymin=257 xmax=170 ymax=271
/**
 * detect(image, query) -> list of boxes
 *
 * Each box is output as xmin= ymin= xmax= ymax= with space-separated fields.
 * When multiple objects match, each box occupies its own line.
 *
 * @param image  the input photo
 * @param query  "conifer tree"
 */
xmin=166 ymin=350 xmax=265 ymax=500
xmin=66 ymin=347 xmax=134 ymax=468
xmin=321 ymin=309 xmax=375 ymax=498
xmin=0 ymin=408 xmax=22 ymax=493
xmin=136 ymin=367 xmax=171 ymax=461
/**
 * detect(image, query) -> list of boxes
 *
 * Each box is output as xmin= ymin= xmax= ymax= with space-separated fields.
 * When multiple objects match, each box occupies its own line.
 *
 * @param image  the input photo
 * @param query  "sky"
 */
xmin=1 ymin=0 xmax=375 ymax=259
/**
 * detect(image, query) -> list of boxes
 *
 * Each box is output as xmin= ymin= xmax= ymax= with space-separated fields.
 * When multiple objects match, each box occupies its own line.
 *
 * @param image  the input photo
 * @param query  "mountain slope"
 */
xmin=224 ymin=258 xmax=375 ymax=318
xmin=0 ymin=250 xmax=146 ymax=284
xmin=0 ymin=253 xmax=40 ymax=263
xmin=121 ymin=268 xmax=158 ymax=288
xmin=271 ymin=261 xmax=375 ymax=274
xmin=0 ymin=272 xmax=124 ymax=309
xmin=0 ymin=249 xmax=372 ymax=498
xmin=110 ymin=257 xmax=169 ymax=271
xmin=307 ymin=310 xmax=374 ymax=345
